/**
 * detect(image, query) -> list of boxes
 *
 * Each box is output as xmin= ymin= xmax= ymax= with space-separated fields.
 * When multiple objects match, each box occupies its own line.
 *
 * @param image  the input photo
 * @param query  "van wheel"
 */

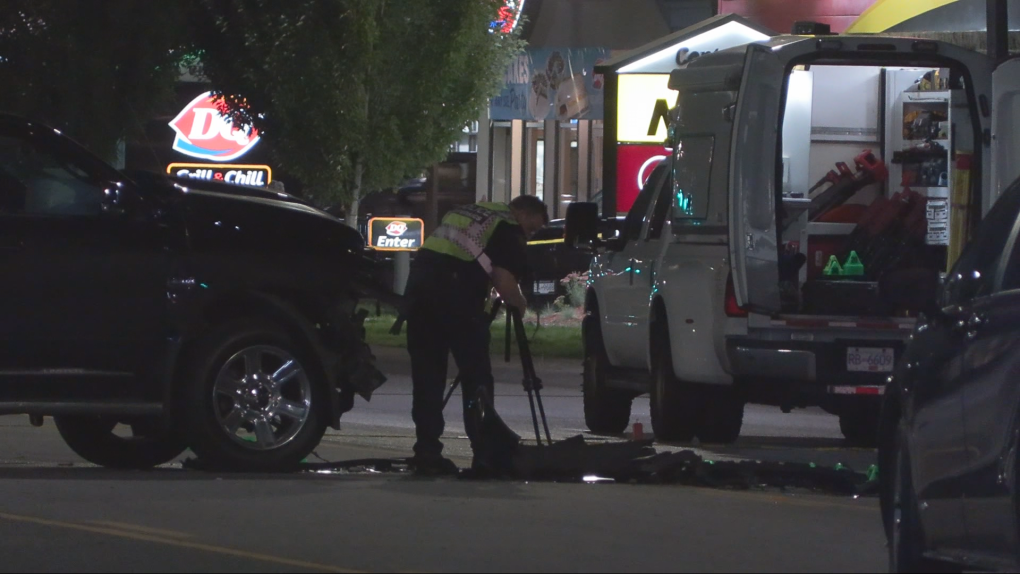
xmin=696 ymin=386 xmax=744 ymax=444
xmin=582 ymin=312 xmax=632 ymax=434
xmin=650 ymin=324 xmax=697 ymax=442
xmin=178 ymin=317 xmax=328 ymax=472
xmin=840 ymin=403 xmax=882 ymax=447
xmin=54 ymin=416 xmax=186 ymax=470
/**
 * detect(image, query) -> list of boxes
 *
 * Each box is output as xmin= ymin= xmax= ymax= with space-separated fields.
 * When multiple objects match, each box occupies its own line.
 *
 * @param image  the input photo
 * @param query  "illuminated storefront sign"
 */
xmin=368 ymin=217 xmax=425 ymax=251
xmin=167 ymin=163 xmax=272 ymax=187
xmin=617 ymin=74 xmax=679 ymax=144
xmin=616 ymin=145 xmax=671 ymax=212
xmin=490 ymin=0 xmax=526 ymax=33
xmin=169 ymin=92 xmax=261 ymax=162
xmin=599 ymin=16 xmax=773 ymax=213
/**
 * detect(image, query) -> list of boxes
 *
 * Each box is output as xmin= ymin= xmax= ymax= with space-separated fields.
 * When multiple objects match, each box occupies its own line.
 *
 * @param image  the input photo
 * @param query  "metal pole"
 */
xmin=988 ymin=0 xmax=1009 ymax=65
xmin=393 ymin=251 xmax=410 ymax=295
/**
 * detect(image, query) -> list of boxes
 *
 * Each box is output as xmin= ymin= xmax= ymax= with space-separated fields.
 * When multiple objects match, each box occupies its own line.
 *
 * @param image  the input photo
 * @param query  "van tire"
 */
xmin=840 ymin=403 xmax=882 ymax=447
xmin=696 ymin=386 xmax=744 ymax=444
xmin=650 ymin=324 xmax=697 ymax=442
xmin=582 ymin=312 xmax=632 ymax=435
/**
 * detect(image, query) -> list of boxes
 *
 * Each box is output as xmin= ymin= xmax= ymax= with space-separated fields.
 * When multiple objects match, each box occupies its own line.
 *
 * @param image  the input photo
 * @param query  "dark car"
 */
xmin=879 ymin=176 xmax=1020 ymax=572
xmin=0 ymin=115 xmax=389 ymax=471
xmin=524 ymin=217 xmax=625 ymax=309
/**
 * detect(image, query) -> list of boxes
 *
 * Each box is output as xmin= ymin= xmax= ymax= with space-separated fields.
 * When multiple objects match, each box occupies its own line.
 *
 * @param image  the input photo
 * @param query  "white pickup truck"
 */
xmin=567 ymin=35 xmax=1020 ymax=445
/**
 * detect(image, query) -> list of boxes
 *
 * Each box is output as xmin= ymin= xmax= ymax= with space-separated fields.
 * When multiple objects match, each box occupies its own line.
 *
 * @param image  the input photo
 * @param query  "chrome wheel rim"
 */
xmin=212 ymin=345 xmax=313 ymax=451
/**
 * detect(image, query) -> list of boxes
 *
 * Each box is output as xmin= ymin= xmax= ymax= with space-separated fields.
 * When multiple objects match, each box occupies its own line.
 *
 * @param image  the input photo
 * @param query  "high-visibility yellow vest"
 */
xmin=421 ymin=202 xmax=516 ymax=275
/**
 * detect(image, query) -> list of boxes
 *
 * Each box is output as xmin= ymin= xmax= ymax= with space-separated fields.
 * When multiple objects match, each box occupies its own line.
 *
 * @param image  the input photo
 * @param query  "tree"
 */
xmin=0 ymin=1 xmax=191 ymax=162
xmin=192 ymin=0 xmax=524 ymax=220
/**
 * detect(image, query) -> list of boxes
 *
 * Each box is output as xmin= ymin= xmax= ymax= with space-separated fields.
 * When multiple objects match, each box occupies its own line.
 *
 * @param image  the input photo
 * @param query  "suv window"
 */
xmin=944 ymin=179 xmax=1020 ymax=303
xmin=0 ymin=131 xmax=107 ymax=217
xmin=671 ymin=135 xmax=714 ymax=225
xmin=622 ymin=163 xmax=667 ymax=242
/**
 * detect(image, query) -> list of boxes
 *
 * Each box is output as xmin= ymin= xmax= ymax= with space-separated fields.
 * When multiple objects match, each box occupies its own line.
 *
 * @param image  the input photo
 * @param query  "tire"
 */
xmin=649 ymin=323 xmax=698 ymax=442
xmin=696 ymin=386 xmax=744 ymax=444
xmin=840 ymin=403 xmax=882 ymax=447
xmin=178 ymin=317 xmax=328 ymax=472
xmin=582 ymin=312 xmax=632 ymax=435
xmin=54 ymin=415 xmax=186 ymax=470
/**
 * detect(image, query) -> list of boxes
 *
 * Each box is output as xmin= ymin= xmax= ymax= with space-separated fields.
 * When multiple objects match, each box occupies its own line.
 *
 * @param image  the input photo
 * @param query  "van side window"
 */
xmin=622 ymin=163 xmax=666 ymax=242
xmin=646 ymin=167 xmax=672 ymax=240
xmin=671 ymin=135 xmax=714 ymax=225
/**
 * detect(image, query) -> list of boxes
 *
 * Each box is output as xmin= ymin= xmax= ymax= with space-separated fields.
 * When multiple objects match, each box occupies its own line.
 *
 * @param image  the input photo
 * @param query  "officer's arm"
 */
xmin=491 ymin=266 xmax=528 ymax=311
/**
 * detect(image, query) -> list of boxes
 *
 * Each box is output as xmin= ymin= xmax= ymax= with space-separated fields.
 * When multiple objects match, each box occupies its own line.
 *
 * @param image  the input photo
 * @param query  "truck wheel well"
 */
xmin=178 ymin=290 xmax=341 ymax=418
xmin=649 ymin=298 xmax=669 ymax=360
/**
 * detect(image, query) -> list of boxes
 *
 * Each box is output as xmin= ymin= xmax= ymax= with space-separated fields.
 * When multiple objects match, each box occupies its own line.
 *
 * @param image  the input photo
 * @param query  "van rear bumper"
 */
xmin=726 ymin=336 xmax=903 ymax=387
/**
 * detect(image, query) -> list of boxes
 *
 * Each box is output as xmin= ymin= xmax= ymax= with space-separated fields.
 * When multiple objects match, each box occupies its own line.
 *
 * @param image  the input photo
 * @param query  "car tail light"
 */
xmin=725 ymin=275 xmax=749 ymax=318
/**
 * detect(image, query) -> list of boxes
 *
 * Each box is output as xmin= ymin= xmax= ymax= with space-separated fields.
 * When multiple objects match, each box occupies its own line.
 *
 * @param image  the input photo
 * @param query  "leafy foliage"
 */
xmin=191 ymin=0 xmax=525 ymax=211
xmin=0 ymin=1 xmax=190 ymax=162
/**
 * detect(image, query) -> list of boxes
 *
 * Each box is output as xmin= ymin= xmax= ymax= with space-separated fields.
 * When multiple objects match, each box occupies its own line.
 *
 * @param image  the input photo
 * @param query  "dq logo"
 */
xmin=385 ymin=221 xmax=408 ymax=237
xmin=169 ymin=92 xmax=261 ymax=161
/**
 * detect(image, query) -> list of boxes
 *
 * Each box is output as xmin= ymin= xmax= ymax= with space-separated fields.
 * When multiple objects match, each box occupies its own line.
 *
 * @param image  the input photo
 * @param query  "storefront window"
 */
xmin=525 ymin=122 xmax=545 ymax=200
xmin=491 ymin=121 xmax=513 ymax=202
xmin=590 ymin=120 xmax=604 ymax=203
xmin=557 ymin=121 xmax=579 ymax=218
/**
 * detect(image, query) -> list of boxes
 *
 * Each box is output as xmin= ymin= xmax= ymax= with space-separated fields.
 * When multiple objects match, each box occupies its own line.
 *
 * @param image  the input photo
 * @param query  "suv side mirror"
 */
xmin=880 ymin=268 xmax=941 ymax=315
xmin=565 ymin=202 xmax=600 ymax=249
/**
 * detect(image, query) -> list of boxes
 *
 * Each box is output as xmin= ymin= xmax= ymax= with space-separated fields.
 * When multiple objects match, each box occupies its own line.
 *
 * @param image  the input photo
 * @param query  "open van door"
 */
xmin=992 ymin=57 xmax=1020 ymax=205
xmin=728 ymin=43 xmax=784 ymax=313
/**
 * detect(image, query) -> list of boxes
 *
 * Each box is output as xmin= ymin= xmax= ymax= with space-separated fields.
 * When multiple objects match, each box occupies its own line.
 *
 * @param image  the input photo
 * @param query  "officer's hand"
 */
xmin=492 ymin=267 xmax=528 ymax=312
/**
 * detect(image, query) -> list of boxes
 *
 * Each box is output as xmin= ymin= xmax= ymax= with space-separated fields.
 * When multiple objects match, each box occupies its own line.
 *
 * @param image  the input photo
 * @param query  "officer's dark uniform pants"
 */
xmin=406 ymin=270 xmax=495 ymax=459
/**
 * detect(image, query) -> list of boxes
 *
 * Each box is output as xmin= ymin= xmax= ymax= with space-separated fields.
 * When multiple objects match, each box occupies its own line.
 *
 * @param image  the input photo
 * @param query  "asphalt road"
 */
xmin=0 ymin=347 xmax=887 ymax=572
xmin=340 ymin=347 xmax=878 ymax=472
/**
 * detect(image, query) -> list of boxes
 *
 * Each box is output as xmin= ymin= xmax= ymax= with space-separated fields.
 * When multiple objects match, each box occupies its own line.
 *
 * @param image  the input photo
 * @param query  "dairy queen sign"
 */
xmin=368 ymin=217 xmax=425 ymax=251
xmin=169 ymin=92 xmax=261 ymax=161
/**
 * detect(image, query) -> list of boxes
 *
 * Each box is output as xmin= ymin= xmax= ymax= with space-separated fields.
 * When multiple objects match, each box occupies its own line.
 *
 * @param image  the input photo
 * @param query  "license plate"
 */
xmin=534 ymin=281 xmax=556 ymax=295
xmin=847 ymin=348 xmax=896 ymax=373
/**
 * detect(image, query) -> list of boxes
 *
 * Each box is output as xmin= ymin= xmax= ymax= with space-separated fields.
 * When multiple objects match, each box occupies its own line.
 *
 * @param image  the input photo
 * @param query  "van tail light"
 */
xmin=725 ymin=275 xmax=749 ymax=318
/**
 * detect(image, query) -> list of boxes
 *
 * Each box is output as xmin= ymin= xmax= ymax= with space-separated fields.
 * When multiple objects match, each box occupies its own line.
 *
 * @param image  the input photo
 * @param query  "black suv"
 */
xmin=0 ymin=115 xmax=387 ymax=471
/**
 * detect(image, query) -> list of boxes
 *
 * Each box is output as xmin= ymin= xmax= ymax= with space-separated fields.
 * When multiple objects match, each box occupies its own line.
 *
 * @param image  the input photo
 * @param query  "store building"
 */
xmin=475 ymin=0 xmax=884 ymax=217
xmin=476 ymin=0 xmax=719 ymax=218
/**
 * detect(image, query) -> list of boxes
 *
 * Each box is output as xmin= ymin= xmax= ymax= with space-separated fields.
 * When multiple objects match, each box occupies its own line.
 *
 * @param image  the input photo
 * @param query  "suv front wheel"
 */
xmin=178 ymin=317 xmax=328 ymax=471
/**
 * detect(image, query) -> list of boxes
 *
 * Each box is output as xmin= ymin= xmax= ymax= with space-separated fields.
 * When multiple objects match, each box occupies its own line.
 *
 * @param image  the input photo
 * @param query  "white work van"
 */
xmin=567 ymin=35 xmax=1020 ymax=445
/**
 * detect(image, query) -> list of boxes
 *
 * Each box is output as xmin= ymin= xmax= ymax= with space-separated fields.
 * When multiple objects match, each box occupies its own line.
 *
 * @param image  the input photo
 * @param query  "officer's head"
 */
xmin=509 ymin=195 xmax=549 ymax=239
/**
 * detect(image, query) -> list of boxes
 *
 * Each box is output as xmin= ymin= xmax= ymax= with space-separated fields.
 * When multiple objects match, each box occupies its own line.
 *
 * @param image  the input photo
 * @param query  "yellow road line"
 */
xmin=87 ymin=521 xmax=193 ymax=540
xmin=0 ymin=512 xmax=364 ymax=573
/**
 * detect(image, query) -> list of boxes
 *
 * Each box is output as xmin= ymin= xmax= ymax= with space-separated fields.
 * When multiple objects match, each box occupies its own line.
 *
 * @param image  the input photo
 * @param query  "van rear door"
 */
xmin=728 ymin=43 xmax=784 ymax=313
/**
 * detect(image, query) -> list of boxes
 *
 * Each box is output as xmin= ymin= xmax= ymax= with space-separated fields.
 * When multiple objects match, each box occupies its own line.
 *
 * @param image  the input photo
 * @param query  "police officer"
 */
xmin=404 ymin=195 xmax=548 ymax=475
